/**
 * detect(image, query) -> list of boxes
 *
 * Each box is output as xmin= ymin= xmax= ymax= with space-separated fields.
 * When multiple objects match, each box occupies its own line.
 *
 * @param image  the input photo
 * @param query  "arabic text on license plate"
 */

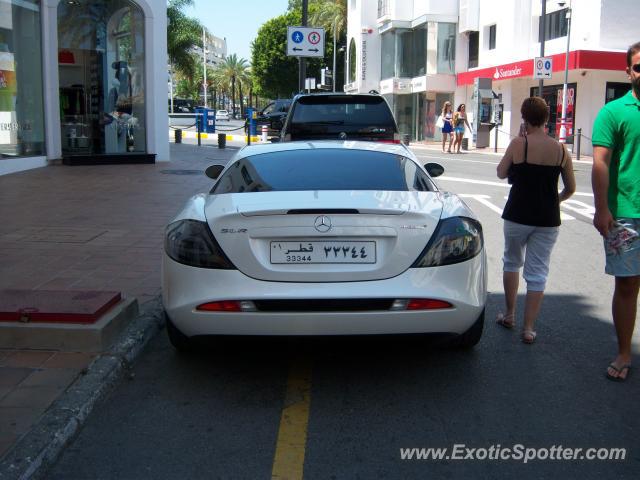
xmin=270 ymin=241 xmax=376 ymax=264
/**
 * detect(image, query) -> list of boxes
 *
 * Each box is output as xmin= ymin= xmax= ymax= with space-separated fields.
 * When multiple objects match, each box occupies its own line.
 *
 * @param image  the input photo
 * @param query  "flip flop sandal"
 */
xmin=521 ymin=330 xmax=537 ymax=344
xmin=496 ymin=312 xmax=515 ymax=329
xmin=606 ymin=363 xmax=632 ymax=382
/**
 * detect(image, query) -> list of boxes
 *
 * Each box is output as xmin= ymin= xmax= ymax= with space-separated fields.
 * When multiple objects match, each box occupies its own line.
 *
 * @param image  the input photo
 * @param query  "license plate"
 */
xmin=270 ymin=241 xmax=376 ymax=264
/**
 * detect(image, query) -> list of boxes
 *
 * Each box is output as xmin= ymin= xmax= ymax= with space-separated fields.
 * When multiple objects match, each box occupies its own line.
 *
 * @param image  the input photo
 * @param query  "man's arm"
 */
xmin=591 ymin=146 xmax=614 ymax=236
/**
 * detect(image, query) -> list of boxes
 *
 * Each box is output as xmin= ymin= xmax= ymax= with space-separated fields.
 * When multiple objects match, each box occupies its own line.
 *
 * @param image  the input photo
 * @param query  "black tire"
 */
xmin=449 ymin=308 xmax=484 ymax=349
xmin=165 ymin=312 xmax=193 ymax=352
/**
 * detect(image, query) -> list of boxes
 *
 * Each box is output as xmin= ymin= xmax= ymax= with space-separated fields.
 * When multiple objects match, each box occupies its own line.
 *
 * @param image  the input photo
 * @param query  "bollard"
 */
xmin=217 ymin=133 xmax=226 ymax=149
xmin=174 ymin=129 xmax=182 ymax=144
xmin=261 ymin=125 xmax=268 ymax=142
xmin=576 ymin=128 xmax=581 ymax=161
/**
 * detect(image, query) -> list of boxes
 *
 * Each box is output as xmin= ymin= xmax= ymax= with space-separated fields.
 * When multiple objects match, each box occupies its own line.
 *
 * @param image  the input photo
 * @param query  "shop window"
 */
xmin=487 ymin=24 xmax=496 ymax=50
xmin=348 ymin=38 xmax=356 ymax=84
xmin=381 ymin=31 xmax=395 ymax=80
xmin=377 ymin=0 xmax=389 ymax=18
xmin=468 ymin=31 xmax=478 ymax=68
xmin=58 ymin=0 xmax=146 ymax=156
xmin=542 ymin=8 xmax=568 ymax=41
xmin=605 ymin=82 xmax=629 ymax=103
xmin=437 ymin=23 xmax=456 ymax=74
xmin=0 ymin=0 xmax=46 ymax=158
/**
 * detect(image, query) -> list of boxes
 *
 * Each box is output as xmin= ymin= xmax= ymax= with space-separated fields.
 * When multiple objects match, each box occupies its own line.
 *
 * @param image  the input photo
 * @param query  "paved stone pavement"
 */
xmin=0 ymin=142 xmax=239 ymax=461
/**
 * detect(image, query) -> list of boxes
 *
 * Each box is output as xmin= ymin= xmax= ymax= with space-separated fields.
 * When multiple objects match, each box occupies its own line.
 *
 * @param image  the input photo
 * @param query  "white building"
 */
xmin=1 ymin=0 xmax=169 ymax=176
xmin=346 ymin=0 xmax=637 ymax=153
xmin=191 ymin=33 xmax=227 ymax=70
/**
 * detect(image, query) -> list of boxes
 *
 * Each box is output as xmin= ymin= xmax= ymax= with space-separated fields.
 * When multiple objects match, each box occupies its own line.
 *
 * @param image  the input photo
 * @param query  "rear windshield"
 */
xmin=211 ymin=149 xmax=434 ymax=194
xmin=287 ymin=96 xmax=397 ymax=140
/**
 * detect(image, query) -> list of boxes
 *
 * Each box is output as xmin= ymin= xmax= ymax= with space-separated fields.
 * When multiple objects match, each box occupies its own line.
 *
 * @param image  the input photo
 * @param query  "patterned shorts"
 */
xmin=604 ymin=217 xmax=640 ymax=276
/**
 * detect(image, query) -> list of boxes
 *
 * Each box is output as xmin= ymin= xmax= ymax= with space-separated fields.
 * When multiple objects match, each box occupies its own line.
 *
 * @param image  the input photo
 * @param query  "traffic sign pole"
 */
xmin=299 ymin=0 xmax=308 ymax=92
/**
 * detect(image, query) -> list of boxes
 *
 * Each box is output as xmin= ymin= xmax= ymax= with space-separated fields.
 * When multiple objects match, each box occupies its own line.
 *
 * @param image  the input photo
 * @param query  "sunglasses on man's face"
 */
xmin=632 ymin=63 xmax=640 ymax=73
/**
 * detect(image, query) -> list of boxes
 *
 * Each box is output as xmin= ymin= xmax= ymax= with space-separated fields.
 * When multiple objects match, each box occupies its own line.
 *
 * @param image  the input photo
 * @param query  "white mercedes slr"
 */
xmin=162 ymin=141 xmax=487 ymax=350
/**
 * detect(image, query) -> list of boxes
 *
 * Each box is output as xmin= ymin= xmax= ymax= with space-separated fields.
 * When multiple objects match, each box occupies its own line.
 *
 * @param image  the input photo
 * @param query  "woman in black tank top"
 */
xmin=495 ymin=97 xmax=576 ymax=344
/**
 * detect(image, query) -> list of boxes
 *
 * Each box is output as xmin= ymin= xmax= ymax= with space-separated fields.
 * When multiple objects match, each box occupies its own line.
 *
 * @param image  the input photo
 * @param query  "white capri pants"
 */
xmin=502 ymin=220 xmax=560 ymax=292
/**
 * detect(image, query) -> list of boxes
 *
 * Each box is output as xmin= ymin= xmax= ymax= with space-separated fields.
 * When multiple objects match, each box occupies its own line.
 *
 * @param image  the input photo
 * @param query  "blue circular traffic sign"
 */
xmin=544 ymin=60 xmax=551 ymax=70
xmin=291 ymin=31 xmax=304 ymax=43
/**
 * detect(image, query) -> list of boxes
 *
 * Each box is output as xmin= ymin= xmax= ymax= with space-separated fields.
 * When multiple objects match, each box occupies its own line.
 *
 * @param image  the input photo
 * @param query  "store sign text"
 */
xmin=0 ymin=121 xmax=31 ymax=132
xmin=361 ymin=39 xmax=367 ymax=81
xmin=493 ymin=65 xmax=523 ymax=79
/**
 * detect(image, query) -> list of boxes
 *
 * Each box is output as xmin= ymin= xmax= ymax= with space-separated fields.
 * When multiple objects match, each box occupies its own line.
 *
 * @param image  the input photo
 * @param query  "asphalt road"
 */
xmin=45 ymin=146 xmax=639 ymax=480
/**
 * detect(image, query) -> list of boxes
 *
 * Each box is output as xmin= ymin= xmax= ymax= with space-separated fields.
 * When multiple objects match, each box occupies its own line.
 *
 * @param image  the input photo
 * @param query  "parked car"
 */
xmin=216 ymin=109 xmax=230 ymax=121
xmin=279 ymin=92 xmax=400 ymax=143
xmin=162 ymin=140 xmax=487 ymax=351
xmin=245 ymin=98 xmax=292 ymax=136
xmin=169 ymin=98 xmax=195 ymax=113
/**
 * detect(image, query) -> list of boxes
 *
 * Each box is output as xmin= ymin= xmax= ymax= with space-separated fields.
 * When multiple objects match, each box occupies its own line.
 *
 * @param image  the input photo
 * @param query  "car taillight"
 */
xmin=390 ymin=299 xmax=453 ymax=310
xmin=411 ymin=217 xmax=483 ymax=268
xmin=164 ymin=219 xmax=236 ymax=269
xmin=196 ymin=300 xmax=256 ymax=312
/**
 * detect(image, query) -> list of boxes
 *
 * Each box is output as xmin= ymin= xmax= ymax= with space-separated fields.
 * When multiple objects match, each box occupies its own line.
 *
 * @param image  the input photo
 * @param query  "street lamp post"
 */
xmin=558 ymin=1 xmax=572 ymax=144
xmin=202 ymin=27 xmax=208 ymax=107
xmin=332 ymin=17 xmax=337 ymax=92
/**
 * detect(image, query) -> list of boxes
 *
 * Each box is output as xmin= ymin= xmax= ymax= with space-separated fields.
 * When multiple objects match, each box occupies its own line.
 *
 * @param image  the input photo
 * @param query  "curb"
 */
xmin=0 ymin=297 xmax=165 ymax=480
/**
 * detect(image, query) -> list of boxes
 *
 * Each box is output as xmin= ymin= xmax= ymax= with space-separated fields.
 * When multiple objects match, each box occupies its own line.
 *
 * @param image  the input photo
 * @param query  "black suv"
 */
xmin=246 ymin=98 xmax=292 ymax=137
xmin=279 ymin=92 xmax=399 ymax=143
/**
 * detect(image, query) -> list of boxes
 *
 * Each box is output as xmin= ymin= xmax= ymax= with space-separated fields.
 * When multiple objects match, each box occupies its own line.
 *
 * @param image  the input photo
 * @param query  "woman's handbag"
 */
xmin=435 ymin=115 xmax=444 ymax=128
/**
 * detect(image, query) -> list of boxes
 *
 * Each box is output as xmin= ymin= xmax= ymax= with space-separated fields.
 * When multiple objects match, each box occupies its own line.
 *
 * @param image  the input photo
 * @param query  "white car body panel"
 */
xmin=162 ymin=251 xmax=487 ymax=336
xmin=162 ymin=140 xmax=487 ymax=338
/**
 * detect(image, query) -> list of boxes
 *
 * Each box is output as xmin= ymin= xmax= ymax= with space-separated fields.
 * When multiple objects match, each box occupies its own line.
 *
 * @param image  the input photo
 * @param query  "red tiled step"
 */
xmin=0 ymin=290 xmax=122 ymax=324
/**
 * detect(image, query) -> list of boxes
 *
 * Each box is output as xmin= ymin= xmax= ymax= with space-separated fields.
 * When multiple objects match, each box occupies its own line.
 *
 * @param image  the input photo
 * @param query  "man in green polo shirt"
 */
xmin=592 ymin=41 xmax=640 ymax=382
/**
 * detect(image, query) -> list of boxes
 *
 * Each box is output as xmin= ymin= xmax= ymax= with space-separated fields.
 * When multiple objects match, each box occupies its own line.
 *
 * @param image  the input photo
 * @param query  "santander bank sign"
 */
xmin=493 ymin=65 xmax=523 ymax=79
xmin=458 ymin=59 xmax=533 ymax=86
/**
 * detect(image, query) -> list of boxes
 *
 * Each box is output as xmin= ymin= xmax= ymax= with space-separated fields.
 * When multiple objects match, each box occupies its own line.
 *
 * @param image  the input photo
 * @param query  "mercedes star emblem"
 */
xmin=314 ymin=215 xmax=332 ymax=233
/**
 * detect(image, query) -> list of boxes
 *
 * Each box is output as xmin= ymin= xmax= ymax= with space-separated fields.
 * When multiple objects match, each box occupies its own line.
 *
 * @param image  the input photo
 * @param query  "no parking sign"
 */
xmin=534 ymin=56 xmax=553 ymax=79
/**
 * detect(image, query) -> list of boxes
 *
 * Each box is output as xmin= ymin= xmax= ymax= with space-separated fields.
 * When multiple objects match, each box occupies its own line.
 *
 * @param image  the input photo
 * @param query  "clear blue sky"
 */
xmin=186 ymin=0 xmax=290 ymax=63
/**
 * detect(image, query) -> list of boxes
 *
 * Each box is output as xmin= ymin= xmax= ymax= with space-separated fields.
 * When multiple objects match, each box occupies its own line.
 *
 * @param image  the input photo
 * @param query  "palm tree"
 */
xmin=309 ymin=0 xmax=347 ymax=37
xmin=220 ymin=54 xmax=250 ymax=118
xmin=167 ymin=0 xmax=203 ymax=78
xmin=310 ymin=0 xmax=347 ymax=89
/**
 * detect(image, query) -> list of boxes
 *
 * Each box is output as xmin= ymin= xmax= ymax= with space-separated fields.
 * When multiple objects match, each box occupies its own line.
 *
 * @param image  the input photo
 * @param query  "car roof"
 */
xmin=234 ymin=140 xmax=412 ymax=160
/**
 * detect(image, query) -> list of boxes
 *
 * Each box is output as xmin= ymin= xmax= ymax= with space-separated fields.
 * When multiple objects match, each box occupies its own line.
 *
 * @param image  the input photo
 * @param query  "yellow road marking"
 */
xmin=271 ymin=358 xmax=312 ymax=480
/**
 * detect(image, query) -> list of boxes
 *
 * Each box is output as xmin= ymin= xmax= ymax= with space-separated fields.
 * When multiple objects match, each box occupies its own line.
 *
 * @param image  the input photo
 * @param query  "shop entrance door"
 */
xmin=530 ymin=83 xmax=577 ymax=144
xmin=57 ymin=0 xmax=146 ymax=160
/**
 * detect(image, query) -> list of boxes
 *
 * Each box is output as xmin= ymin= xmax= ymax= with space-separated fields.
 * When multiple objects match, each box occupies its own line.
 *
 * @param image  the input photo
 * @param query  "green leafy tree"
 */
xmin=309 ymin=0 xmax=347 ymax=91
xmin=167 ymin=0 xmax=202 ymax=79
xmin=218 ymin=54 xmax=249 ymax=117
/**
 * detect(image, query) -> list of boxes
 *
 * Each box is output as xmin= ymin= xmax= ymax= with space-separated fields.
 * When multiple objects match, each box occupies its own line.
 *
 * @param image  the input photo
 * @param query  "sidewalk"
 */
xmin=0 ymin=142 xmax=239 ymax=473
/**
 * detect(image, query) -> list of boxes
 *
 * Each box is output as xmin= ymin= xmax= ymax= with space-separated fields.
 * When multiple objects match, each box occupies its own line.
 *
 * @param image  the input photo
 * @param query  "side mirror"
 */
xmin=205 ymin=164 xmax=224 ymax=179
xmin=424 ymin=162 xmax=444 ymax=178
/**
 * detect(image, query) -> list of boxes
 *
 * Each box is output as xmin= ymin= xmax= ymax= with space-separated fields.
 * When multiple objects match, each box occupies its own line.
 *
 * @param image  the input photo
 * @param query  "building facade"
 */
xmin=0 ymin=0 xmax=169 ymax=176
xmin=346 ymin=0 xmax=637 ymax=153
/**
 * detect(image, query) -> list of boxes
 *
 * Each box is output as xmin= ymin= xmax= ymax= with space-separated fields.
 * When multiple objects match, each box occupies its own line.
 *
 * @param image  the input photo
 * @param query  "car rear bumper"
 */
xmin=161 ymin=252 xmax=487 ymax=337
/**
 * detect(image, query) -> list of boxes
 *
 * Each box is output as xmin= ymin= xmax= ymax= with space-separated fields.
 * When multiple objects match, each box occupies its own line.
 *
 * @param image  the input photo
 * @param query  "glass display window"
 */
xmin=57 ymin=0 xmax=146 ymax=156
xmin=0 ymin=0 xmax=46 ymax=158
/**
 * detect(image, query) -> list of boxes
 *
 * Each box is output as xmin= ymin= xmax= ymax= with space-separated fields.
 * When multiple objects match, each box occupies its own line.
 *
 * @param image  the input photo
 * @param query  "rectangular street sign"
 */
xmin=287 ymin=26 xmax=325 ymax=58
xmin=533 ymin=56 xmax=553 ymax=79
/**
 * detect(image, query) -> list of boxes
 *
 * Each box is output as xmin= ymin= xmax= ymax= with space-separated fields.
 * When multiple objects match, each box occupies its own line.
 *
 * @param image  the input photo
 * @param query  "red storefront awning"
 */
xmin=457 ymin=50 xmax=627 ymax=86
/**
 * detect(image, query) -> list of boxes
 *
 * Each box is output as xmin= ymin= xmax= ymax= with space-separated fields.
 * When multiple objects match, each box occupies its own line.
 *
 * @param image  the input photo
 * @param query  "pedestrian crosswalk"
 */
xmin=458 ymin=194 xmax=595 ymax=221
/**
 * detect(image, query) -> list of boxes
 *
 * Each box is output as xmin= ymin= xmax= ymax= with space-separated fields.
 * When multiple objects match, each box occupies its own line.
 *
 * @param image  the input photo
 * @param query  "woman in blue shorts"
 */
xmin=453 ymin=104 xmax=472 ymax=153
xmin=441 ymin=101 xmax=454 ymax=153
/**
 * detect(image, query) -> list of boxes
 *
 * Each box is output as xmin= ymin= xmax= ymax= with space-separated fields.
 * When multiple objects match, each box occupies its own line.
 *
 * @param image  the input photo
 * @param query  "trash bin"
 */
xmin=174 ymin=129 xmax=182 ymax=144
xmin=461 ymin=138 xmax=469 ymax=151
xmin=217 ymin=133 xmax=226 ymax=149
